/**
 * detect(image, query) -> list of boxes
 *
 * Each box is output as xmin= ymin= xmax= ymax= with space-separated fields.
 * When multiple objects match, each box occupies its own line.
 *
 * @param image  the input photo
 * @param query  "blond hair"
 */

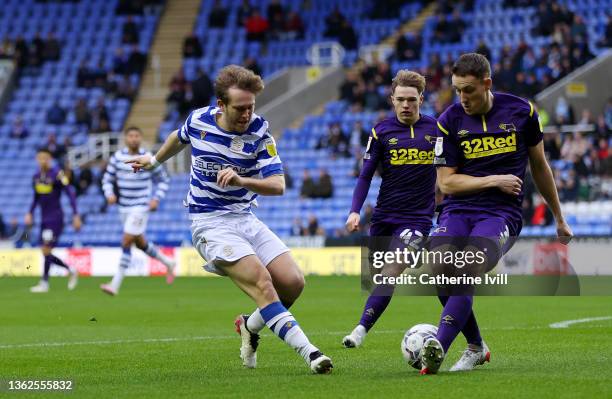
xmin=391 ymin=70 xmax=426 ymax=95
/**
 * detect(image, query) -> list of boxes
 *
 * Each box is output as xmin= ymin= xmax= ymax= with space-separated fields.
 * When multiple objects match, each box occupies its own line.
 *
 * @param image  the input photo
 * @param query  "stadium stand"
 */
xmin=0 ymin=0 xmax=610 ymax=247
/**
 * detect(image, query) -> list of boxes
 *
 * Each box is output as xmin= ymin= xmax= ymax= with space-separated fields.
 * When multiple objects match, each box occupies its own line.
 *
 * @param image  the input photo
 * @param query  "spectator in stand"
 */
xmin=30 ymin=32 xmax=45 ymax=67
xmin=291 ymin=218 xmax=304 ymax=236
xmin=316 ymin=122 xmax=350 ymax=158
xmin=91 ymin=98 xmax=110 ymax=132
xmin=75 ymin=167 xmax=94 ymax=197
xmin=313 ymin=169 xmax=334 ymax=199
xmin=393 ymin=32 xmax=422 ymax=62
xmin=245 ymin=10 xmax=269 ymax=42
xmin=112 ymin=48 xmax=130 ymax=76
xmin=285 ymin=11 xmax=305 ymax=40
xmin=597 ymin=15 xmax=612 ymax=48
xmin=42 ymin=32 xmax=61 ymax=61
xmin=0 ymin=38 xmax=15 ymax=59
xmin=13 ymin=36 xmax=28 ymax=69
xmin=324 ymin=7 xmax=345 ymax=38
xmin=191 ymin=68 xmax=213 ymax=109
xmin=10 ymin=115 xmax=29 ymax=139
xmin=208 ymin=0 xmax=229 ymax=28
xmin=166 ymin=81 xmax=186 ymax=120
xmin=243 ymin=57 xmax=262 ymax=77
xmin=74 ymin=99 xmax=92 ymax=129
xmin=267 ymin=0 xmax=284 ymax=22
xmin=300 ymin=170 xmax=316 ymax=198
xmin=183 ymin=32 xmax=203 ymax=58
xmin=237 ymin=0 xmax=254 ymax=27
xmin=305 ymin=215 xmax=325 ymax=236
xmin=46 ymin=100 xmax=67 ymax=125
xmin=338 ymin=20 xmax=358 ymax=50
xmin=45 ymin=133 xmax=67 ymax=164
xmin=127 ymin=45 xmax=147 ymax=75
xmin=475 ymin=40 xmax=491 ymax=61
xmin=122 ymin=16 xmax=140 ymax=44
xmin=349 ymin=121 xmax=369 ymax=151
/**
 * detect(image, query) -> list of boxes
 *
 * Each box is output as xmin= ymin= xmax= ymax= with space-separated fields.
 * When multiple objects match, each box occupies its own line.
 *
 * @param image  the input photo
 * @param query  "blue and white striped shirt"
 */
xmin=102 ymin=148 xmax=170 ymax=213
xmin=178 ymin=106 xmax=283 ymax=219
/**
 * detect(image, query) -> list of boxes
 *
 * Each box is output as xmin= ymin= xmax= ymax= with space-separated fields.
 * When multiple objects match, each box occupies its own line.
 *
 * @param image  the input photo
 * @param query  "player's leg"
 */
xmin=344 ymin=223 xmax=425 ymax=348
xmin=101 ymin=232 xmax=135 ymax=295
xmin=447 ymin=215 xmax=515 ymax=372
xmin=422 ymin=212 xmax=474 ymax=373
xmin=134 ymin=234 xmax=176 ymax=284
xmin=31 ymin=223 xmax=76 ymax=292
xmin=217 ymin=255 xmax=332 ymax=373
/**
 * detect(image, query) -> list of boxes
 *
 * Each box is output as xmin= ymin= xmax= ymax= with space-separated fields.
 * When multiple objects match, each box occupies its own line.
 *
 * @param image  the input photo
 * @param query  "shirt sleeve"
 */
xmin=57 ymin=170 xmax=78 ymax=215
xmin=256 ymin=132 xmax=284 ymax=178
xmin=177 ymin=111 xmax=193 ymax=144
xmin=350 ymin=127 xmax=382 ymax=213
xmin=102 ymin=155 xmax=117 ymax=198
xmin=152 ymin=165 xmax=170 ymax=200
xmin=524 ymin=101 xmax=544 ymax=147
xmin=433 ymin=114 xmax=459 ymax=167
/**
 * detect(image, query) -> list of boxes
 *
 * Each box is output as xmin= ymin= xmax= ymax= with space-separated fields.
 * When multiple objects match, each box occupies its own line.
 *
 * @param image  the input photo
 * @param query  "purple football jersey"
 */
xmin=30 ymin=167 xmax=78 ymax=223
xmin=358 ymin=114 xmax=437 ymax=226
xmin=434 ymin=92 xmax=543 ymax=221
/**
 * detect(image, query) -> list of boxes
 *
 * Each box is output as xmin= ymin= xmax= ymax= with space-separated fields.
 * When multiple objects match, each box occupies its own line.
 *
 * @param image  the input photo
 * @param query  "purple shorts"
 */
xmin=40 ymin=219 xmax=64 ymax=246
xmin=429 ymin=209 xmax=521 ymax=270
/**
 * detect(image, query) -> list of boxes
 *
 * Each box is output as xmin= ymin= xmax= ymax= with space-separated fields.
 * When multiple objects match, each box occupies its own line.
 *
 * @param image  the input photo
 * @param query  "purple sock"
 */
xmin=438 ymin=296 xmax=482 ymax=346
xmin=436 ymin=295 xmax=473 ymax=352
xmin=358 ymin=284 xmax=394 ymax=331
xmin=42 ymin=255 xmax=52 ymax=282
xmin=48 ymin=254 xmax=69 ymax=269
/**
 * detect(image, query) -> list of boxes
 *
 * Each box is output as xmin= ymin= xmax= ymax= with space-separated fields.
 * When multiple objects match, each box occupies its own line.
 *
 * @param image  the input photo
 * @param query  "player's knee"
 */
xmin=42 ymin=246 xmax=52 ymax=256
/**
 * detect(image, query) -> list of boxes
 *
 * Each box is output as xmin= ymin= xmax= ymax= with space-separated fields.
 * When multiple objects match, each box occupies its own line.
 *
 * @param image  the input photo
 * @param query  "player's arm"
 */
xmin=102 ymin=155 xmax=118 ymax=204
xmin=528 ymin=141 xmax=573 ymax=244
xmin=58 ymin=170 xmax=81 ymax=231
xmin=217 ymin=169 xmax=285 ymax=195
xmin=346 ymin=129 xmax=381 ymax=232
xmin=126 ymin=130 xmax=188 ymax=171
xmin=436 ymin=167 xmax=522 ymax=196
xmin=25 ymin=179 xmax=39 ymax=226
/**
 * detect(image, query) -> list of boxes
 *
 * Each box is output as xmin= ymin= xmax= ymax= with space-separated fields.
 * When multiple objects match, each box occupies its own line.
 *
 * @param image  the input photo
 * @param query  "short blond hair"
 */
xmin=214 ymin=65 xmax=265 ymax=104
xmin=391 ymin=70 xmax=426 ymax=95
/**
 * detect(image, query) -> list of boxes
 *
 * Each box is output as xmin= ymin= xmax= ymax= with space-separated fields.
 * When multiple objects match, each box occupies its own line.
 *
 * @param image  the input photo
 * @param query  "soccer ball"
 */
xmin=401 ymin=323 xmax=438 ymax=369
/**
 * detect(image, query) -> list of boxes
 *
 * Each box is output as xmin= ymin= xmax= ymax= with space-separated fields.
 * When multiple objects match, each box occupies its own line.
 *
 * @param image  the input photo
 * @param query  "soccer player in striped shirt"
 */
xmin=343 ymin=70 xmax=437 ymax=347
xmin=420 ymin=53 xmax=573 ymax=374
xmin=100 ymin=126 xmax=175 ymax=296
xmin=27 ymin=148 xmax=81 ymax=293
xmin=126 ymin=65 xmax=333 ymax=374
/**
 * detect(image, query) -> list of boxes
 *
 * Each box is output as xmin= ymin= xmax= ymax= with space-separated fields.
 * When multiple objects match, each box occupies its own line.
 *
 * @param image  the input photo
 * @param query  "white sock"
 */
xmin=111 ymin=249 xmax=130 ymax=291
xmin=145 ymin=242 xmax=173 ymax=267
xmin=353 ymin=324 xmax=367 ymax=338
xmin=261 ymin=302 xmax=318 ymax=363
xmin=246 ymin=309 xmax=266 ymax=333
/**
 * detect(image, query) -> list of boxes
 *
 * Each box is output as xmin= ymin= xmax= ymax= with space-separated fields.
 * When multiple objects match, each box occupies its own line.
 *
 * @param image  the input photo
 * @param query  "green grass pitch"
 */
xmin=1 ymin=276 xmax=611 ymax=398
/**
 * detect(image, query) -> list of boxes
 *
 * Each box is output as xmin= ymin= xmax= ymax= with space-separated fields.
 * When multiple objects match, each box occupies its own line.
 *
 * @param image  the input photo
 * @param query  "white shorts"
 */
xmin=120 ymin=212 xmax=149 ymax=236
xmin=191 ymin=212 xmax=290 ymax=276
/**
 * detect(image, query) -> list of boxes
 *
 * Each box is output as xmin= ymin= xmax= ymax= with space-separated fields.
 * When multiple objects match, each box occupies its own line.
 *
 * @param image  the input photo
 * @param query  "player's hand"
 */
xmin=345 ymin=212 xmax=361 ymax=233
xmin=125 ymin=155 xmax=153 ymax=172
xmin=107 ymin=195 xmax=117 ymax=205
xmin=24 ymin=213 xmax=33 ymax=227
xmin=217 ymin=168 xmax=242 ymax=188
xmin=149 ymin=198 xmax=159 ymax=212
xmin=556 ymin=219 xmax=573 ymax=245
xmin=72 ymin=214 xmax=82 ymax=231
xmin=495 ymin=174 xmax=523 ymax=196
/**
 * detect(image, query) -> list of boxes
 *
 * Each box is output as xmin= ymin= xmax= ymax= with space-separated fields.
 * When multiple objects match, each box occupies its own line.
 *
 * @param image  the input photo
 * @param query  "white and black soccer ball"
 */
xmin=401 ymin=323 xmax=438 ymax=369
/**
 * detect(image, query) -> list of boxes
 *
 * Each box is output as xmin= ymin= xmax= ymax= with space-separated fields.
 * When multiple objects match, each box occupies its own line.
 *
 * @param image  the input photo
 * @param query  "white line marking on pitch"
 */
xmin=1 ymin=323 xmax=609 ymax=350
xmin=549 ymin=316 xmax=612 ymax=329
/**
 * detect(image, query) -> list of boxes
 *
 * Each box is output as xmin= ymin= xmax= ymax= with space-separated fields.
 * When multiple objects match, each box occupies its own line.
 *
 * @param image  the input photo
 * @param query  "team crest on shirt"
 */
xmin=388 ymin=137 xmax=398 ymax=145
xmin=499 ymin=123 xmax=517 ymax=132
xmin=200 ymin=130 xmax=207 ymax=140
xmin=230 ymin=136 xmax=245 ymax=153
xmin=457 ymin=129 xmax=470 ymax=138
xmin=424 ymin=134 xmax=435 ymax=144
